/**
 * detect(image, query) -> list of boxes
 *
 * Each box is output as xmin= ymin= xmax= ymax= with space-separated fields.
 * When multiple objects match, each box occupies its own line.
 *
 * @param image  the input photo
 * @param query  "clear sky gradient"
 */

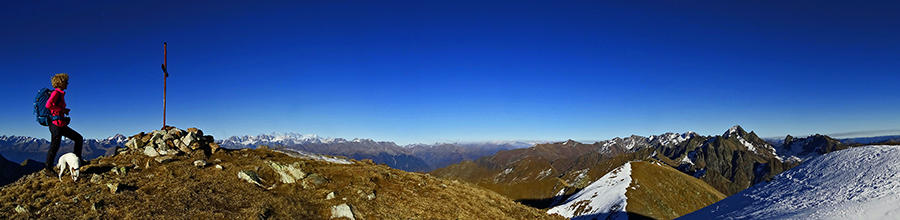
xmin=2 ymin=1 xmax=899 ymax=145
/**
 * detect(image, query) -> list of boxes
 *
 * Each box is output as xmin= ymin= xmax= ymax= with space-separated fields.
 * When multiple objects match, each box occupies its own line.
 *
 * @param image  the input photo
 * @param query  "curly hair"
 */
xmin=51 ymin=73 xmax=69 ymax=89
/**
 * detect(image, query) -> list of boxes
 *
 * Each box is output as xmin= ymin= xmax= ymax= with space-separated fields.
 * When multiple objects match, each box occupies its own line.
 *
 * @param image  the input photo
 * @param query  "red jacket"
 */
xmin=45 ymin=88 xmax=67 ymax=127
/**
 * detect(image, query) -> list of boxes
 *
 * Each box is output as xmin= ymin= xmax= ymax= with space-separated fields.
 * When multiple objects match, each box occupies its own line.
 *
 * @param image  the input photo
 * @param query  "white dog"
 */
xmin=57 ymin=153 xmax=81 ymax=182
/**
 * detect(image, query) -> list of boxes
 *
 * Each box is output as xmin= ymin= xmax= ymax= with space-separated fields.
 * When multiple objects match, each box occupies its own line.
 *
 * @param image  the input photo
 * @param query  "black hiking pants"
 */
xmin=47 ymin=123 xmax=83 ymax=170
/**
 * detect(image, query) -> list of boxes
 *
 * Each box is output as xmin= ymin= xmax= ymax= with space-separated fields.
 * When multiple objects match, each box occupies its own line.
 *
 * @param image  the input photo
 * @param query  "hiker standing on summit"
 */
xmin=44 ymin=73 xmax=83 ymax=172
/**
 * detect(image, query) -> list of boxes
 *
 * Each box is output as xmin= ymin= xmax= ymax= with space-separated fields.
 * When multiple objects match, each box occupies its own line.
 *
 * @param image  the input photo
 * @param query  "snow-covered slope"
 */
xmin=547 ymin=162 xmax=632 ymax=220
xmin=680 ymin=145 xmax=900 ymax=220
xmin=270 ymin=147 xmax=352 ymax=165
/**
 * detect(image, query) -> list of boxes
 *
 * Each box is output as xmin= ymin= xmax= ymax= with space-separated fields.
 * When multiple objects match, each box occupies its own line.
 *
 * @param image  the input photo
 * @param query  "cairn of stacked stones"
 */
xmin=123 ymin=126 xmax=220 ymax=158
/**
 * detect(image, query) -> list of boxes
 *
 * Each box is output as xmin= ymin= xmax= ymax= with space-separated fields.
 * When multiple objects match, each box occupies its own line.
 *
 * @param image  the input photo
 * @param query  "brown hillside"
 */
xmin=0 ymin=129 xmax=563 ymax=220
xmin=626 ymin=161 xmax=726 ymax=220
xmin=431 ymin=146 xmax=647 ymax=205
xmin=477 ymin=140 xmax=604 ymax=169
xmin=431 ymin=157 xmax=562 ymax=201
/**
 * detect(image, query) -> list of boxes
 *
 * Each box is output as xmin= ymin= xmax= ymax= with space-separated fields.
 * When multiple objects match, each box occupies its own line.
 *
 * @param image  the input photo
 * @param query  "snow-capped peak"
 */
xmin=104 ymin=134 xmax=128 ymax=143
xmin=724 ymin=125 xmax=745 ymax=138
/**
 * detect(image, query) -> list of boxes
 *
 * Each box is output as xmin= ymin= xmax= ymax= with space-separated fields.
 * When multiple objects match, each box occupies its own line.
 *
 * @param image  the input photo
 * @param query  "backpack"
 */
xmin=34 ymin=88 xmax=63 ymax=126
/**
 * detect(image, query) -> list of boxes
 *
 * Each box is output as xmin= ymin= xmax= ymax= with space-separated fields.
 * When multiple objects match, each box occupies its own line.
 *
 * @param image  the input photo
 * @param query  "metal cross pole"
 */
xmin=161 ymin=42 xmax=169 ymax=129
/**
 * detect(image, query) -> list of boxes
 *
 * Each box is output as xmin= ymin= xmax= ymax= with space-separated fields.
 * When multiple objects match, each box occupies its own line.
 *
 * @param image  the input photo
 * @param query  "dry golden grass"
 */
xmin=626 ymin=161 xmax=726 ymax=220
xmin=0 ymin=147 xmax=563 ymax=220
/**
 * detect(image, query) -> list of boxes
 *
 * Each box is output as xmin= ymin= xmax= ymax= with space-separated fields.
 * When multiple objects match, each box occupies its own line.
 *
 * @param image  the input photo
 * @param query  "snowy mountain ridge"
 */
xmin=598 ymin=131 xmax=701 ymax=154
xmin=0 ymin=134 xmax=127 ymax=145
xmin=218 ymin=132 xmax=548 ymax=149
xmin=0 ymin=134 xmax=128 ymax=163
xmin=680 ymin=145 xmax=900 ymax=220
xmin=218 ymin=132 xmax=354 ymax=146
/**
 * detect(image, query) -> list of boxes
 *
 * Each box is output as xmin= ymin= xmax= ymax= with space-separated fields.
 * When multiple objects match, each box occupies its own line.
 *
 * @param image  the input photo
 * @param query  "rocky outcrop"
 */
xmin=777 ymin=134 xmax=848 ymax=161
xmin=124 ymin=126 xmax=219 ymax=158
xmin=330 ymin=203 xmax=355 ymax=220
xmin=678 ymin=125 xmax=795 ymax=196
xmin=238 ymin=170 xmax=265 ymax=187
xmin=267 ymin=161 xmax=306 ymax=184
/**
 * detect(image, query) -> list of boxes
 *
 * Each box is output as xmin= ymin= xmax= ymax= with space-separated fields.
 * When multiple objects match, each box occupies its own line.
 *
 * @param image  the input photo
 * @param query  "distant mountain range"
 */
xmin=838 ymin=135 xmax=900 ymax=145
xmin=0 ymin=134 xmax=127 ymax=165
xmin=218 ymin=132 xmax=546 ymax=172
xmin=430 ymin=125 xmax=865 ymax=219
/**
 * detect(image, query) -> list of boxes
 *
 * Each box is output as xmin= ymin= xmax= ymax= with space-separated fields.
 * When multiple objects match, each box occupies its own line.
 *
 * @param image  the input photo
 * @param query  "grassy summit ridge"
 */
xmin=0 ymin=128 xmax=563 ymax=220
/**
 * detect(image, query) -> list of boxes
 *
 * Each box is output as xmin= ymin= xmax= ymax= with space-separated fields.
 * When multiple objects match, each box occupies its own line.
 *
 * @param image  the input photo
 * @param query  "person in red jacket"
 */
xmin=45 ymin=73 xmax=83 ymax=171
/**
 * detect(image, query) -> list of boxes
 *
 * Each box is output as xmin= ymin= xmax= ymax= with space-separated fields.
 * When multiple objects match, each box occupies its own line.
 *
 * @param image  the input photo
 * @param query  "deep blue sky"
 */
xmin=2 ymin=0 xmax=899 ymax=144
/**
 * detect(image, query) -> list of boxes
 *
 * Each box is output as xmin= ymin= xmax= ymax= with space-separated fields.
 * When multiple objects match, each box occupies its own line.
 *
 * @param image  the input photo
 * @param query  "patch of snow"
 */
xmin=683 ymin=150 xmax=698 ymax=165
xmin=738 ymin=137 xmax=758 ymax=154
xmin=680 ymin=155 xmax=694 ymax=165
xmin=569 ymin=169 xmax=589 ymax=185
xmin=649 ymin=132 xmax=697 ymax=147
xmin=725 ymin=125 xmax=742 ymax=138
xmin=599 ymin=141 xmax=616 ymax=154
xmin=625 ymin=139 xmax=636 ymax=150
xmin=680 ymin=145 xmax=900 ymax=220
xmin=494 ymin=167 xmax=516 ymax=183
xmin=548 ymin=162 xmax=632 ymax=220
xmin=538 ymin=168 xmax=553 ymax=179
xmin=273 ymin=148 xmax=352 ymax=164
xmin=603 ymin=141 xmax=615 ymax=148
